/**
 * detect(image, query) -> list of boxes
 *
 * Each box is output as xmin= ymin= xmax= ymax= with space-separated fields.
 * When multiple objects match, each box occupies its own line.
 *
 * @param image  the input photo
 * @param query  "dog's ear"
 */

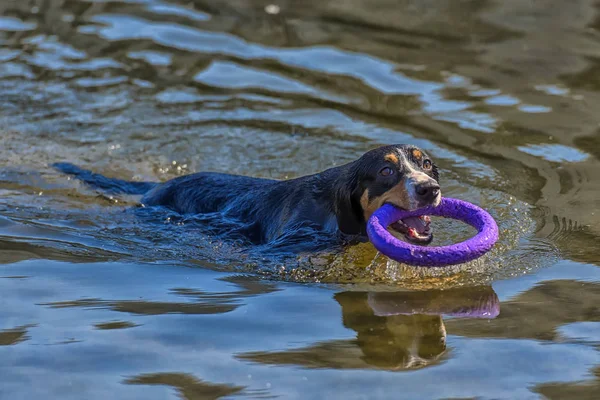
xmin=335 ymin=176 xmax=367 ymax=236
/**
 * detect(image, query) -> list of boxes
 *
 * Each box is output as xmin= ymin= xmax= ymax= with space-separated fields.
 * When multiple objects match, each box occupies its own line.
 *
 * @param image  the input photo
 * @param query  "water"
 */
xmin=1 ymin=1 xmax=599 ymax=399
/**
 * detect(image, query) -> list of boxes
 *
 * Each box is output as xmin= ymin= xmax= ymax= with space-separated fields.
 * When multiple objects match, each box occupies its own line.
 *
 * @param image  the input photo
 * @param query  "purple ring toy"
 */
xmin=366 ymin=197 xmax=499 ymax=267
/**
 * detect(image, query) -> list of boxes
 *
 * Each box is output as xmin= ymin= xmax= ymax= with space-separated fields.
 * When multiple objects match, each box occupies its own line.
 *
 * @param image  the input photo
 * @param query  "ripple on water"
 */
xmin=517 ymin=143 xmax=591 ymax=163
xmin=76 ymin=12 xmax=502 ymax=128
xmin=0 ymin=16 xmax=37 ymax=32
xmin=194 ymin=61 xmax=328 ymax=98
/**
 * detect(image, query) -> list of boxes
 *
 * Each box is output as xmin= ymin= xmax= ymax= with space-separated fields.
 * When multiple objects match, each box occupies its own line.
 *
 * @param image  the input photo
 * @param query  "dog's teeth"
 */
xmin=408 ymin=228 xmax=417 ymax=237
xmin=423 ymin=216 xmax=431 ymax=223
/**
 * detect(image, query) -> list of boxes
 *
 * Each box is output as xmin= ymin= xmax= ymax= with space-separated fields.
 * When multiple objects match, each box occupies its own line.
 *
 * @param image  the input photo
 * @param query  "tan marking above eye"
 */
xmin=412 ymin=149 xmax=422 ymax=159
xmin=384 ymin=153 xmax=399 ymax=163
xmin=360 ymin=182 xmax=411 ymax=221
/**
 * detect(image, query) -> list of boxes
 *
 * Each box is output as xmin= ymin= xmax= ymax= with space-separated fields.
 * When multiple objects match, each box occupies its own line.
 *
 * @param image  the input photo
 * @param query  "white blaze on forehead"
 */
xmin=397 ymin=149 xmax=428 ymax=177
xmin=398 ymin=148 xmax=435 ymax=209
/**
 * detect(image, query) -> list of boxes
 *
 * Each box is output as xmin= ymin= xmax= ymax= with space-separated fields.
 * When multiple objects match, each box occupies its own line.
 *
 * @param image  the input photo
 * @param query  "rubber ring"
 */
xmin=366 ymin=197 xmax=499 ymax=267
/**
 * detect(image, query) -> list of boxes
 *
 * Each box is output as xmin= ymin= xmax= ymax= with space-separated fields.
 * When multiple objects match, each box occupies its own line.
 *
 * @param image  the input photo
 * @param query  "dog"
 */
xmin=53 ymin=144 xmax=440 ymax=247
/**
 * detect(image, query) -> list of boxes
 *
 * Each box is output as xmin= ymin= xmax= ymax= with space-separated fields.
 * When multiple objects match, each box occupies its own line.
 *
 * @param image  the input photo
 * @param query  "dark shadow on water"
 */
xmin=41 ymin=274 xmax=280 ymax=316
xmin=0 ymin=324 xmax=35 ymax=346
xmin=124 ymin=372 xmax=246 ymax=400
xmin=94 ymin=320 xmax=139 ymax=330
xmin=237 ymin=285 xmax=499 ymax=371
xmin=535 ymin=366 xmax=600 ymax=400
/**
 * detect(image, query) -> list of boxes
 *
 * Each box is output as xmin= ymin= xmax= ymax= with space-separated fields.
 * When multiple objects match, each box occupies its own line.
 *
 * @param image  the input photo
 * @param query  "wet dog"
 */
xmin=53 ymin=144 xmax=440 ymax=246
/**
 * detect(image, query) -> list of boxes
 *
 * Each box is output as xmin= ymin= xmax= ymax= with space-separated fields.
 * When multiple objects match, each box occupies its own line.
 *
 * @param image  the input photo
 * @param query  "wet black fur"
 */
xmin=53 ymin=144 xmax=439 ymax=245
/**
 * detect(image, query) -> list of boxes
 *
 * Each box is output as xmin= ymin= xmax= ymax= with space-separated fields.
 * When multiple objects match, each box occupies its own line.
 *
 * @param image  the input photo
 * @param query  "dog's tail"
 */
xmin=52 ymin=162 xmax=158 ymax=195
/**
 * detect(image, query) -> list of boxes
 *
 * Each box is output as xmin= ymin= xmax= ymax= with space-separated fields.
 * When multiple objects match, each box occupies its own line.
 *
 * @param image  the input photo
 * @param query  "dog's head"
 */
xmin=352 ymin=144 xmax=440 ymax=244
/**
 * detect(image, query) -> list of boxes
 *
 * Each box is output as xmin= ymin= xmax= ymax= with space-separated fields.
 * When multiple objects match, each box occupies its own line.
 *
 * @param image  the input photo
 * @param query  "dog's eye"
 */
xmin=423 ymin=159 xmax=432 ymax=170
xmin=379 ymin=167 xmax=394 ymax=176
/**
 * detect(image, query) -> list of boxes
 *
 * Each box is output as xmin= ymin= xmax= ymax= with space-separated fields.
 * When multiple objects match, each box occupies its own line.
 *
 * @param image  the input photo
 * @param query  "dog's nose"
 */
xmin=415 ymin=182 xmax=440 ymax=202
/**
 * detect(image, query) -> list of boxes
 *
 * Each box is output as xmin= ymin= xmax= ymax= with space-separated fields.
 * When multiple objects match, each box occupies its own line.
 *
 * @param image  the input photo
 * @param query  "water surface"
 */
xmin=1 ymin=1 xmax=600 ymax=399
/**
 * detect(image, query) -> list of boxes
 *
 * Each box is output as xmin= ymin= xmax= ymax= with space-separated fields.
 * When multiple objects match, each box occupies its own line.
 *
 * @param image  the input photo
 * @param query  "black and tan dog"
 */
xmin=53 ymin=144 xmax=440 ymax=246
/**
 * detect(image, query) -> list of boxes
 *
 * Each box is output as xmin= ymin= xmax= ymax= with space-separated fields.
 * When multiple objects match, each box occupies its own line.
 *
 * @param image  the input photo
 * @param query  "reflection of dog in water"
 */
xmin=237 ymin=286 xmax=499 ymax=371
xmin=337 ymin=292 xmax=448 ymax=370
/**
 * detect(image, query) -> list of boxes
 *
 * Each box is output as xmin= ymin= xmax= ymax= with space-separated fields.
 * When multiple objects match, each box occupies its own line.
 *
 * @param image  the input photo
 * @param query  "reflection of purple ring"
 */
xmin=366 ymin=197 xmax=499 ymax=267
xmin=367 ymin=287 xmax=500 ymax=319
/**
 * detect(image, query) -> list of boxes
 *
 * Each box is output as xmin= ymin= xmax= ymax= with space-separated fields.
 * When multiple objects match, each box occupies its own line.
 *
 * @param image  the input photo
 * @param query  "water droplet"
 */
xmin=265 ymin=4 xmax=281 ymax=14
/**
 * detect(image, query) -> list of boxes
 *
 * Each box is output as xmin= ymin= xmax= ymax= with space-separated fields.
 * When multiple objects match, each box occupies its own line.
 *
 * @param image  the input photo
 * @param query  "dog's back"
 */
xmin=142 ymin=172 xmax=276 ymax=214
xmin=53 ymin=163 xmax=339 ymax=245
